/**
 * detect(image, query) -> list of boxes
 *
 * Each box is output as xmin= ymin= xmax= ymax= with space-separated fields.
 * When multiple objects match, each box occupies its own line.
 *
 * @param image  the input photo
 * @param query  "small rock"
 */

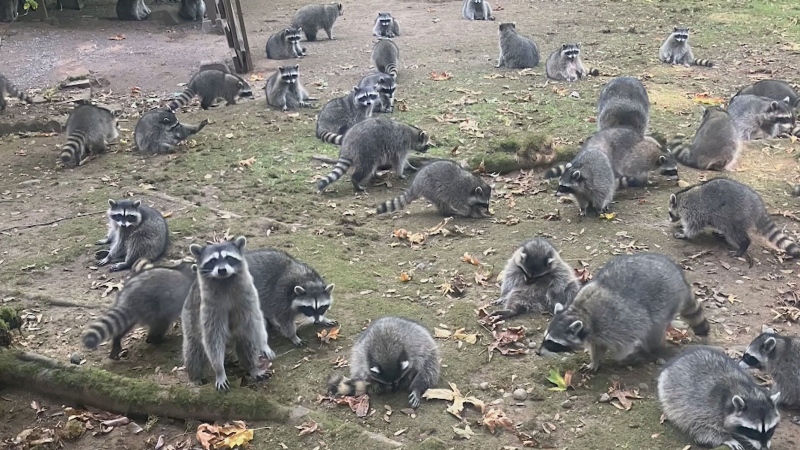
xmin=656 ymin=358 xmax=666 ymax=366
xmin=599 ymin=393 xmax=611 ymax=403
xmin=629 ymin=423 xmax=640 ymax=429
xmin=569 ymin=91 xmax=580 ymax=99
xmin=670 ymin=319 xmax=687 ymax=329
xmin=527 ymin=341 xmax=537 ymax=349
xmin=638 ymin=383 xmax=649 ymax=391
xmin=69 ymin=352 xmax=83 ymax=365
xmin=512 ymin=388 xmax=527 ymax=401
xmin=19 ymin=179 xmax=42 ymax=186
xmin=560 ymin=399 xmax=572 ymax=409
xmin=479 ymin=382 xmax=490 ymax=390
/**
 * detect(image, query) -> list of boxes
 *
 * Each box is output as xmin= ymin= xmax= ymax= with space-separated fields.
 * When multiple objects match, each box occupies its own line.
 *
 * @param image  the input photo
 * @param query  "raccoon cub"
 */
xmin=95 ymin=199 xmax=170 ymax=272
xmin=182 ymin=237 xmax=275 ymax=390
xmin=669 ymin=178 xmax=800 ymax=264
xmin=539 ymin=253 xmax=709 ymax=371
xmin=376 ymin=160 xmax=492 ymax=218
xmin=265 ymin=65 xmax=316 ymax=111
xmin=178 ymin=0 xmax=205 ymax=21
xmin=291 ymin=2 xmax=343 ymax=41
xmin=658 ymin=27 xmax=714 ymax=67
xmin=82 ymin=260 xmax=193 ymax=359
xmin=167 ymin=69 xmax=253 ymax=111
xmin=246 ymin=249 xmax=336 ymax=346
xmin=462 ymin=0 xmax=494 ymax=21
xmin=735 ymin=79 xmax=800 ymax=112
xmin=496 ymin=23 xmax=540 ymax=69
xmin=727 ymin=94 xmax=795 ymax=141
xmin=668 ymin=107 xmax=740 ymax=171
xmin=317 ymin=117 xmax=431 ymax=192
xmin=545 ymin=44 xmax=599 ymax=82
xmin=358 ymin=72 xmax=396 ymax=113
xmin=373 ymin=12 xmax=400 ymax=38
xmin=134 ymin=108 xmax=209 ymax=154
xmin=549 ymin=148 xmax=615 ymax=217
xmin=659 ymin=346 xmax=781 ymax=450
xmin=266 ymin=27 xmax=306 ymax=60
xmin=60 ymin=104 xmax=120 ymax=168
xmin=1 ymin=0 xmax=19 ymax=22
xmin=596 ymin=76 xmax=650 ymax=135
xmin=741 ymin=329 xmax=800 ymax=407
xmin=315 ymin=86 xmax=378 ymax=145
xmin=116 ymin=0 xmax=150 ymax=21
xmin=0 ymin=74 xmax=33 ymax=111
xmin=371 ymin=38 xmax=399 ymax=79
xmin=490 ymin=239 xmax=580 ymax=319
xmin=326 ymin=317 xmax=440 ymax=409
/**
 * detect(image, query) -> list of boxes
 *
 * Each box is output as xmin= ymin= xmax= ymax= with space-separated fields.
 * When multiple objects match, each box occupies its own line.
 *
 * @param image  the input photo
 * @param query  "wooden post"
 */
xmin=218 ymin=0 xmax=252 ymax=74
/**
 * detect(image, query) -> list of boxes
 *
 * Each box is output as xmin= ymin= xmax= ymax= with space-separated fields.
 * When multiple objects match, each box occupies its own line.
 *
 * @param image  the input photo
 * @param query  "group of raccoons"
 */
xmin=2 ymin=1 xmax=800 ymax=447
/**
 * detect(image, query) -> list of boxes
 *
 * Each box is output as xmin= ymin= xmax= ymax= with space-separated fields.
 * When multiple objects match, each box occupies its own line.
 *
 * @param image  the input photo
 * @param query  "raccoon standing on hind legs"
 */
xmin=545 ymin=43 xmax=600 ymax=82
xmin=0 ymin=75 xmax=33 ymax=111
xmin=659 ymin=27 xmax=714 ymax=67
xmin=59 ymin=104 xmax=120 ymax=168
xmin=95 ymin=199 xmax=170 ymax=272
xmin=266 ymin=27 xmax=306 ymax=60
xmin=462 ymin=0 xmax=494 ymax=21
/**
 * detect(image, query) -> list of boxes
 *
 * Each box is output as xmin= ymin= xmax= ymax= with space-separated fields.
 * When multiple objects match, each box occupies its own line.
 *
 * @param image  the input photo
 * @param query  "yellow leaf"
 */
xmin=196 ymin=424 xmax=218 ymax=450
xmin=317 ymin=326 xmax=341 ymax=344
xmin=238 ymin=157 xmax=256 ymax=167
xmin=217 ymin=428 xmax=253 ymax=448
xmin=399 ymin=271 xmax=412 ymax=282
xmin=599 ymin=212 xmax=616 ymax=220
xmin=461 ymin=253 xmax=480 ymax=266
xmin=434 ymin=328 xmax=452 ymax=339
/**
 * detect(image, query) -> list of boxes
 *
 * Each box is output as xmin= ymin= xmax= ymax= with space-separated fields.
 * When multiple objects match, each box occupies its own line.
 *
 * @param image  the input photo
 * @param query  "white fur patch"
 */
xmin=370 ymin=366 xmax=381 ymax=374
xmin=400 ymin=360 xmax=409 ymax=370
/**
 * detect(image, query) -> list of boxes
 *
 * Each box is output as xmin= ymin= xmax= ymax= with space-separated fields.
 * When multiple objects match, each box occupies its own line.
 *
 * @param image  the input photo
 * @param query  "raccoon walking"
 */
xmin=0 ymin=74 xmax=33 ymax=111
xmin=134 ymin=108 xmax=209 ymax=154
xmin=727 ymin=94 xmax=795 ymax=141
xmin=178 ymin=0 xmax=205 ymax=21
xmin=60 ymin=104 xmax=120 ymax=168
xmin=326 ymin=317 xmax=440 ymax=408
xmin=734 ymin=79 xmax=800 ymax=112
xmin=266 ymin=27 xmax=306 ymax=60
xmin=315 ymin=86 xmax=377 ymax=145
xmin=371 ymin=38 xmax=399 ymax=79
xmin=490 ymin=239 xmax=580 ymax=319
xmin=316 ymin=117 xmax=431 ymax=192
xmin=82 ymin=259 xmax=193 ymax=359
xmin=291 ymin=3 xmax=342 ymax=41
xmin=741 ymin=328 xmax=800 ymax=407
xmin=182 ymin=237 xmax=275 ymax=390
xmin=545 ymin=44 xmax=598 ymax=82
xmin=167 ymin=70 xmax=253 ymax=111
xmin=596 ymin=77 xmax=650 ymax=135
xmin=373 ymin=12 xmax=400 ymax=37
xmin=462 ymin=0 xmax=494 ymax=21
xmin=659 ymin=346 xmax=780 ymax=450
xmin=376 ymin=160 xmax=491 ymax=218
xmin=265 ymin=65 xmax=316 ymax=111
xmin=668 ymin=107 xmax=740 ymax=171
xmin=95 ymin=199 xmax=170 ymax=272
xmin=246 ymin=249 xmax=336 ymax=346
xmin=549 ymin=148 xmax=616 ymax=217
xmin=358 ymin=72 xmax=396 ymax=113
xmin=658 ymin=27 xmax=714 ymax=67
xmin=496 ymin=23 xmax=539 ymax=69
xmin=539 ymin=253 xmax=709 ymax=371
xmin=669 ymin=178 xmax=800 ymax=264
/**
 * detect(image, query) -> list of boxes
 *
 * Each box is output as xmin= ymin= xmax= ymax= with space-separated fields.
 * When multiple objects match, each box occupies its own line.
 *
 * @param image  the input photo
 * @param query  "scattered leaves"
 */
xmin=238 ymin=157 xmax=256 ymax=167
xmin=108 ymin=34 xmax=126 ymax=40
xmin=429 ymin=71 xmax=452 ymax=81
xmin=196 ymin=422 xmax=253 ymax=450
xmin=399 ymin=271 xmax=412 ymax=282
xmin=482 ymin=408 xmax=515 ymax=434
xmin=599 ymin=212 xmax=617 ymax=220
xmin=439 ymin=274 xmax=468 ymax=298
xmin=295 ymin=421 xmax=319 ymax=437
xmin=452 ymin=423 xmax=474 ymax=440
xmin=487 ymin=326 xmax=528 ymax=360
xmin=546 ymin=368 xmax=575 ymax=391
xmin=392 ymin=228 xmax=426 ymax=245
xmin=423 ymin=382 xmax=485 ymax=419
xmin=320 ymin=394 xmax=370 ymax=418
xmin=692 ymin=92 xmax=725 ymax=106
xmin=607 ymin=381 xmax=643 ymax=411
xmin=317 ymin=326 xmax=340 ymax=344
xmin=461 ymin=253 xmax=480 ymax=266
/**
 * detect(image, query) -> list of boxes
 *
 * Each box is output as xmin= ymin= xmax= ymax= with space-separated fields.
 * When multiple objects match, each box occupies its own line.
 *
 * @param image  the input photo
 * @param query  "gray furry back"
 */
xmin=291 ymin=3 xmax=342 ymax=41
xmin=178 ymin=0 xmax=205 ymax=21
xmin=134 ymin=108 xmax=208 ymax=154
xmin=496 ymin=23 xmax=539 ymax=69
xmin=597 ymin=77 xmax=650 ymax=135
xmin=727 ymin=94 xmax=795 ymax=141
xmin=315 ymin=87 xmax=376 ymax=145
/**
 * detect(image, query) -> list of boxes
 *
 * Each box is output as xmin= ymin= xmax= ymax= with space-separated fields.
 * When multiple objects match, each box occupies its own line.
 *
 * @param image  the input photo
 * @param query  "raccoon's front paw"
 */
xmin=95 ymin=238 xmax=109 ymax=245
xmin=215 ymin=376 xmax=231 ymax=391
xmin=109 ymin=262 xmax=128 ymax=272
xmin=252 ymin=368 xmax=273 ymax=382
xmin=262 ymin=346 xmax=277 ymax=360
xmin=673 ymin=231 xmax=687 ymax=239
xmin=722 ymin=439 xmax=745 ymax=450
xmin=282 ymin=105 xmax=289 ymax=112
xmin=580 ymin=362 xmax=601 ymax=373
xmin=96 ymin=256 xmax=110 ymax=266
xmin=408 ymin=391 xmax=421 ymax=409
xmin=290 ymin=335 xmax=307 ymax=347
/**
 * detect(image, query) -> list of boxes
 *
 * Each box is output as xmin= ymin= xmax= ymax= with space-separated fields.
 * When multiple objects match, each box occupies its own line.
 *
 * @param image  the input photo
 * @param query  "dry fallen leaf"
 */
xmin=452 ymin=423 xmax=474 ymax=440
xmin=434 ymin=327 xmax=452 ymax=339
xmin=399 ymin=271 xmax=412 ymax=282
xmin=487 ymin=326 xmax=528 ymax=360
xmin=482 ymin=408 xmax=515 ymax=434
xmin=452 ymin=328 xmax=479 ymax=344
xmin=238 ymin=157 xmax=256 ymax=167
xmin=295 ymin=421 xmax=319 ymax=437
xmin=423 ymin=382 xmax=485 ymax=419
xmin=692 ymin=92 xmax=725 ymax=106
xmin=599 ymin=212 xmax=617 ymax=220
xmin=108 ymin=34 xmax=126 ymax=40
xmin=608 ymin=381 xmax=643 ymax=411
xmin=429 ymin=71 xmax=452 ymax=81
xmin=317 ymin=326 xmax=340 ymax=344
xmin=461 ymin=253 xmax=480 ymax=266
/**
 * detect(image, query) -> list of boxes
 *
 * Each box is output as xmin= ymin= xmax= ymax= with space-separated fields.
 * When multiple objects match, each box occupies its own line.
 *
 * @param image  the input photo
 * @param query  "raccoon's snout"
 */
xmin=740 ymin=353 xmax=762 ymax=369
xmin=668 ymin=211 xmax=680 ymax=222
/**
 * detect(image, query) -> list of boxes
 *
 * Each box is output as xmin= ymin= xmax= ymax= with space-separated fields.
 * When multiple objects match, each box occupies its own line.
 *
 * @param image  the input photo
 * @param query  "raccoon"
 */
xmin=727 ymin=94 xmax=795 ymax=141
xmin=95 ymin=199 xmax=170 ymax=272
xmin=669 ymin=178 xmax=800 ymax=265
xmin=0 ymin=0 xmax=18 ymax=22
xmin=178 ymin=0 xmax=205 ymax=21
xmin=545 ymin=43 xmax=599 ymax=82
xmin=82 ymin=260 xmax=193 ymax=359
xmin=358 ymin=72 xmax=396 ymax=113
xmin=659 ymin=346 xmax=781 ymax=450
xmin=376 ymin=160 xmax=491 ymax=218
xmin=116 ymin=0 xmax=150 ymax=21
xmin=316 ymin=117 xmax=432 ymax=192
xmin=371 ymin=38 xmax=399 ymax=79
xmin=59 ymin=104 xmax=120 ymax=168
xmin=373 ymin=12 xmax=400 ymax=38
xmin=0 ymin=74 xmax=32 ymax=111
xmin=586 ymin=127 xmax=678 ymax=188
xmin=741 ymin=329 xmax=800 ymax=408
xmin=315 ymin=86 xmax=377 ymax=145
xmin=291 ymin=2 xmax=342 ymax=41
xmin=246 ymin=249 xmax=336 ymax=346
xmin=596 ymin=76 xmax=650 ymax=135
xmin=167 ymin=70 xmax=253 ymax=111
xmin=658 ymin=27 xmax=714 ymax=67
xmin=668 ymin=107 xmax=741 ymax=171
xmin=198 ymin=61 xmax=231 ymax=75
xmin=496 ymin=23 xmax=539 ymax=69
xmin=265 ymin=65 xmax=315 ymax=112
xmin=265 ymin=27 xmax=306 ymax=60
xmin=326 ymin=316 xmax=440 ymax=409
xmin=734 ymin=79 xmax=800 ymax=112
xmin=550 ymin=148 xmax=616 ymax=217
xmin=134 ymin=108 xmax=209 ymax=154
xmin=462 ymin=0 xmax=494 ymax=21
xmin=490 ymin=238 xmax=581 ymax=319
xmin=182 ymin=237 xmax=275 ymax=390
xmin=538 ymin=253 xmax=709 ymax=371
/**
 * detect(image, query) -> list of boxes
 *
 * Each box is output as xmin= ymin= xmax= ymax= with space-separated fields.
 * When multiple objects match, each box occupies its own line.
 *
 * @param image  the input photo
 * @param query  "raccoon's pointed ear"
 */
xmin=294 ymin=64 xmax=299 ymax=70
xmin=568 ymin=320 xmax=583 ymax=334
xmin=571 ymin=170 xmax=581 ymax=181
xmin=324 ymin=284 xmax=335 ymax=294
xmin=108 ymin=199 xmax=116 ymax=207
xmin=762 ymin=325 xmax=776 ymax=334
xmin=762 ymin=337 xmax=777 ymax=353
xmin=658 ymin=155 xmax=667 ymax=165
xmin=294 ymin=286 xmax=306 ymax=295
xmin=577 ymin=42 xmax=581 ymax=48
xmin=770 ymin=392 xmax=781 ymax=404
xmin=297 ymin=27 xmax=302 ymax=33
xmin=278 ymin=66 xmax=284 ymax=71
xmin=546 ymin=257 xmax=555 ymax=266
xmin=233 ymin=236 xmax=247 ymax=250
xmin=191 ymin=264 xmax=198 ymax=273
xmin=673 ymin=26 xmax=678 ymax=32
xmin=238 ymin=81 xmax=244 ymax=88
xmin=731 ymin=395 xmax=746 ymax=412
xmin=474 ymin=186 xmax=484 ymax=196
xmin=769 ymin=101 xmax=780 ymax=111
xmin=553 ymin=302 xmax=564 ymax=314
xmin=782 ymin=96 xmax=791 ymax=104
xmin=352 ymin=86 xmax=360 ymax=93
xmin=400 ymin=360 xmax=409 ymax=370
xmin=519 ymin=251 xmax=527 ymax=261
xmin=561 ymin=43 xmax=567 ymax=49
xmin=190 ymin=244 xmax=203 ymax=258
xmin=669 ymin=194 xmax=677 ymax=207
xmin=370 ymin=366 xmax=380 ymax=374
xmin=285 ymin=28 xmax=291 ymax=33
xmin=133 ymin=200 xmax=142 ymax=208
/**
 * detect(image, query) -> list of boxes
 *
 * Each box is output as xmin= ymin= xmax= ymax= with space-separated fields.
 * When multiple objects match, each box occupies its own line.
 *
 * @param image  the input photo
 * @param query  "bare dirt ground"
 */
xmin=1 ymin=0 xmax=800 ymax=449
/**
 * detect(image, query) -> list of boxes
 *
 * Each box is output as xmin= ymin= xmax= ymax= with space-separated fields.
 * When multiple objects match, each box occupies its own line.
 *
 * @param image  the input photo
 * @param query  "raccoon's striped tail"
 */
xmin=82 ymin=307 xmax=134 ymax=350
xmin=167 ymin=88 xmax=196 ymax=111
xmin=679 ymin=295 xmax=710 ymax=336
xmin=5 ymin=80 xmax=33 ymax=104
xmin=60 ymin=131 xmax=89 ymax=168
xmin=385 ymin=63 xmax=398 ymax=79
xmin=615 ymin=177 xmax=645 ymax=189
xmin=316 ymin=158 xmax=353 ymax=192
xmin=692 ymin=58 xmax=714 ymax=67
xmin=791 ymin=124 xmax=800 ymax=138
xmin=317 ymin=130 xmax=344 ymax=145
xmin=544 ymin=164 xmax=568 ymax=179
xmin=326 ymin=373 xmax=369 ymax=396
xmin=587 ymin=67 xmax=600 ymax=77
xmin=376 ymin=190 xmax=416 ymax=214
xmin=792 ymin=185 xmax=800 ymax=197
xmin=667 ymin=136 xmax=695 ymax=167
xmin=756 ymin=214 xmax=800 ymax=257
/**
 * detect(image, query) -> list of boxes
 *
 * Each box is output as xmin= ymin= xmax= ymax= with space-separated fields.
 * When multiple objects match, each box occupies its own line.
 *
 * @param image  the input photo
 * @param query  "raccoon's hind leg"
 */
xmin=324 ymin=25 xmax=334 ymax=40
xmin=723 ymin=229 xmax=752 ymax=266
xmin=145 ymin=320 xmax=171 ymax=344
xmin=303 ymin=28 xmax=318 ymax=41
xmin=109 ymin=325 xmax=133 ymax=360
xmin=182 ymin=328 xmax=210 ymax=385
xmin=350 ymin=166 xmax=373 ymax=191
xmin=200 ymin=96 xmax=214 ymax=110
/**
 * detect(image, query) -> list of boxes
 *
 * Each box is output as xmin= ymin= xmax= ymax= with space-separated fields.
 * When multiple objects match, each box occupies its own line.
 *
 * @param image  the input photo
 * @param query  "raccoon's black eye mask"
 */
xmin=741 ymin=353 xmax=762 ymax=369
xmin=541 ymin=339 xmax=573 ymax=353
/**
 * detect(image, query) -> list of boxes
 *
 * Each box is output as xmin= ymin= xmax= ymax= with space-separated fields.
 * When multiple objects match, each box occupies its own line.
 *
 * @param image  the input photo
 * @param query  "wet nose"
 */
xmin=217 ymin=267 xmax=228 ymax=276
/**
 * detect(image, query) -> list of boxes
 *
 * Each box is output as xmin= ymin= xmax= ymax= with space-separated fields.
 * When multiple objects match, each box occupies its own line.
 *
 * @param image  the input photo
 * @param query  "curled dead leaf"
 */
xmin=317 ymin=326 xmax=340 ymax=344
